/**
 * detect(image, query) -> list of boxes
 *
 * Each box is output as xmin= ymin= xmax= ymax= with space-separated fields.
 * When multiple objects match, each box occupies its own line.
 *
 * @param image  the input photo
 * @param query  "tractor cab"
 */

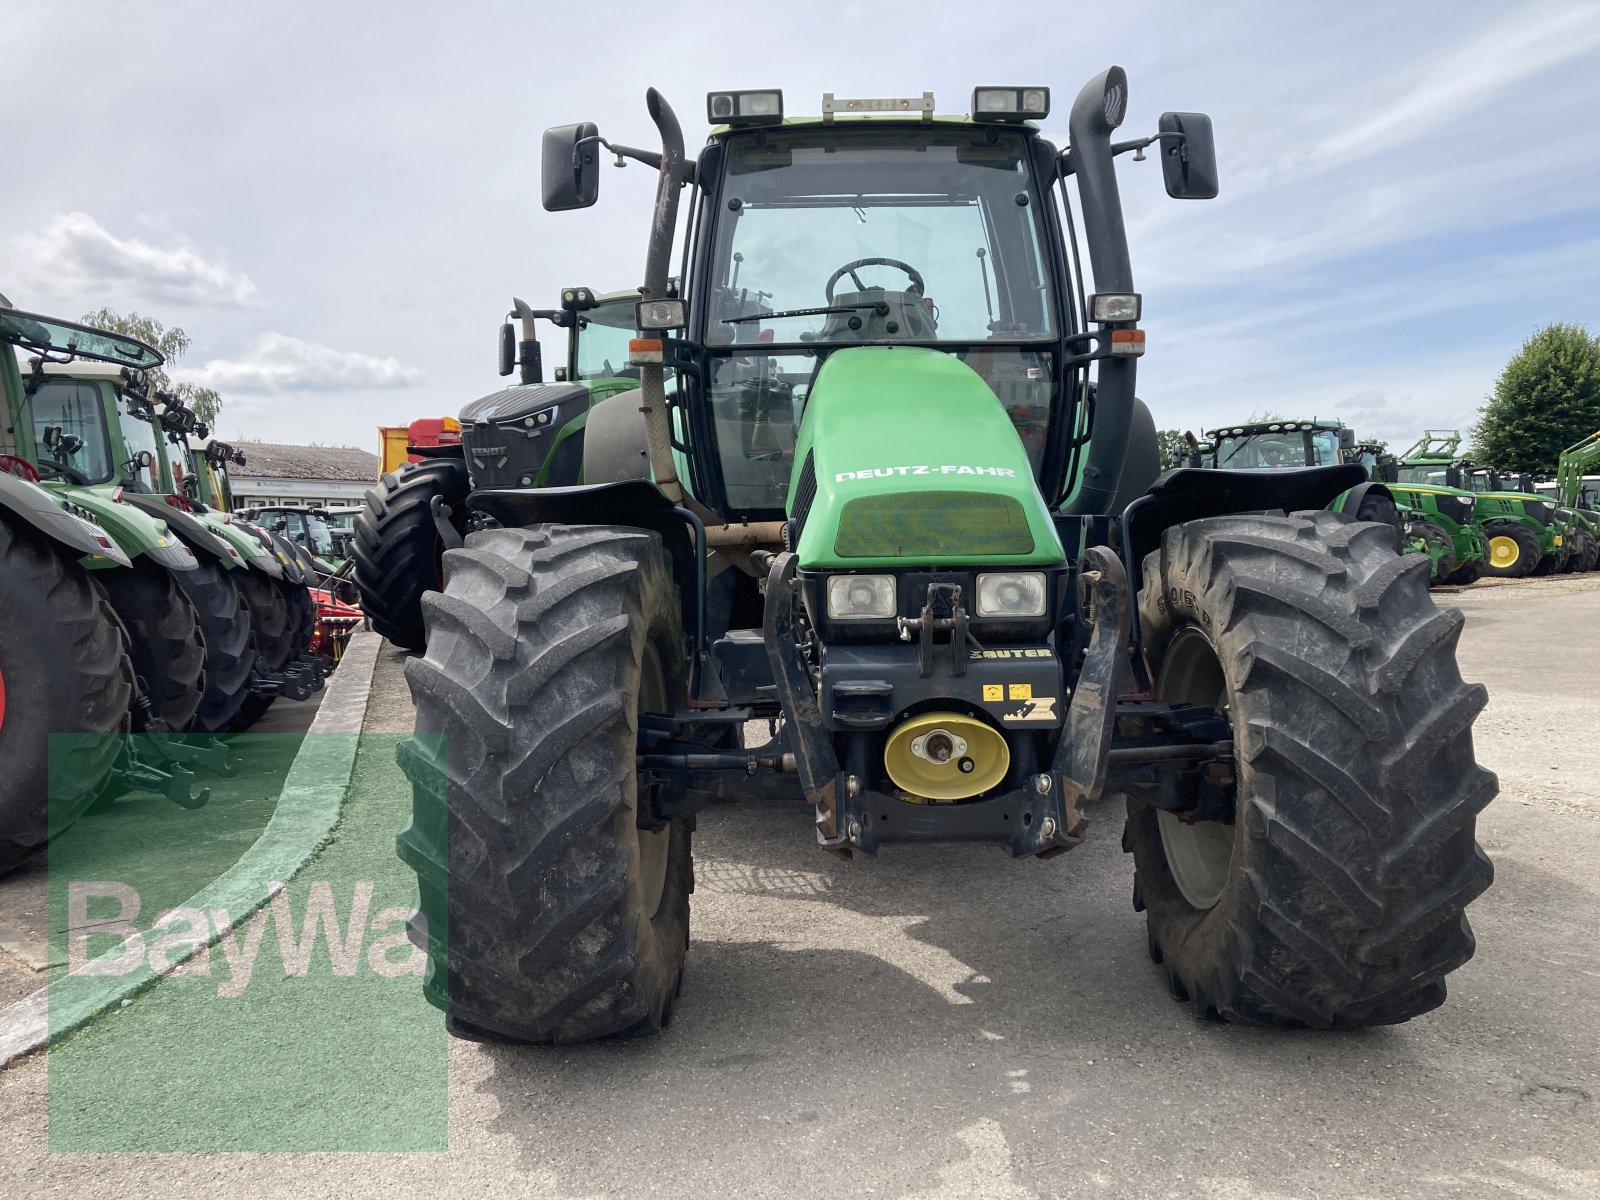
xmin=1200 ymin=419 xmax=1352 ymax=471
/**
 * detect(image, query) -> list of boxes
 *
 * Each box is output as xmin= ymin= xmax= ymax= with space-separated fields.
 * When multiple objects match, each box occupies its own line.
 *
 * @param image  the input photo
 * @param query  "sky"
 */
xmin=5 ymin=0 xmax=1599 ymax=454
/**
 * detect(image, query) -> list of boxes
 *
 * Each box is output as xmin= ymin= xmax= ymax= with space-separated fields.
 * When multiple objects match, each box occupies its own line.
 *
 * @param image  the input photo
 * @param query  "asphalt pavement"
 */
xmin=2 ymin=581 xmax=1597 ymax=1198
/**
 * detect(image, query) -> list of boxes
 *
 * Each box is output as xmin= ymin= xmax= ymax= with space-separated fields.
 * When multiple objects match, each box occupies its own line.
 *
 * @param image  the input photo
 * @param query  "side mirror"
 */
xmin=1446 ymin=467 xmax=1463 ymax=489
xmin=541 ymin=122 xmax=601 ymax=211
xmin=1338 ymin=427 xmax=1356 ymax=451
xmin=1380 ymin=462 xmax=1399 ymax=483
xmin=1158 ymin=112 xmax=1218 ymax=200
xmin=498 ymin=322 xmax=516 ymax=377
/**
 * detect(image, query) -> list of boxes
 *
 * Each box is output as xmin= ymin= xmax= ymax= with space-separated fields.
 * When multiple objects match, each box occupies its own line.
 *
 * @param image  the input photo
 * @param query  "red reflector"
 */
xmin=165 ymin=493 xmax=192 ymax=513
xmin=1110 ymin=328 xmax=1146 ymax=357
xmin=629 ymin=338 xmax=665 ymax=365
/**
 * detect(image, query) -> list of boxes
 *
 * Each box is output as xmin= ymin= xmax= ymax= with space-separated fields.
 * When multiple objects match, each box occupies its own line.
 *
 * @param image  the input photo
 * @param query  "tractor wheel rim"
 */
xmin=1155 ymin=626 xmax=1235 ymax=911
xmin=637 ymin=641 xmax=671 ymax=920
xmin=1489 ymin=535 xmax=1519 ymax=569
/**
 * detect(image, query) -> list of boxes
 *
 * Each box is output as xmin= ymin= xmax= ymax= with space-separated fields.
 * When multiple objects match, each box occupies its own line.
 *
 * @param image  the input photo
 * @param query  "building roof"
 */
xmin=229 ymin=441 xmax=379 ymax=482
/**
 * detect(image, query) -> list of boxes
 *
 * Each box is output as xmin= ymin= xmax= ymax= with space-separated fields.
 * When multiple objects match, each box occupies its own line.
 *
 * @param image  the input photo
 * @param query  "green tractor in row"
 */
xmin=151 ymin=396 xmax=332 ymax=721
xmin=1395 ymin=434 xmax=1569 ymax=579
xmin=1535 ymin=430 xmax=1600 ymax=572
xmin=383 ymin=73 xmax=1495 ymax=1042
xmin=352 ymin=285 xmax=641 ymax=649
xmin=0 ymin=307 xmax=229 ymax=868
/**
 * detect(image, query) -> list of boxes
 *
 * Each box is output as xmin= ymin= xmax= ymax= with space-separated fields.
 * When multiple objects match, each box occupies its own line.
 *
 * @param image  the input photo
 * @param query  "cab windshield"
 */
xmin=700 ymin=125 xmax=1062 ymax=514
xmin=1397 ymin=465 xmax=1453 ymax=486
xmin=574 ymin=299 xmax=638 ymax=381
xmin=1213 ymin=429 xmax=1341 ymax=469
xmin=708 ymin=126 xmax=1057 ymax=345
xmin=117 ymin=395 xmax=163 ymax=492
xmin=27 ymin=378 xmax=114 ymax=484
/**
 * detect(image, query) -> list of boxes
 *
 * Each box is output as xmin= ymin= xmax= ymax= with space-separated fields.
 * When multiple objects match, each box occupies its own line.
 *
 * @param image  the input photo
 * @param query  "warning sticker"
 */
xmin=982 ymin=684 xmax=1004 ymax=701
xmin=1001 ymin=697 xmax=1058 ymax=723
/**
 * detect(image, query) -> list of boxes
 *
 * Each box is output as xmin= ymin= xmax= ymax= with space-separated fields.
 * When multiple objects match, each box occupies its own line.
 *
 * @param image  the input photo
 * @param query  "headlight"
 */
xmin=827 ymin=574 xmax=896 ymax=620
xmin=976 ymin=572 xmax=1047 ymax=617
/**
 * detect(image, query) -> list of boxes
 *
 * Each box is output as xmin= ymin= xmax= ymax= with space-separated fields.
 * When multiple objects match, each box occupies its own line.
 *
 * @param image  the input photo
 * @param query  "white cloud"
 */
xmin=1314 ymin=5 xmax=1600 ymax=167
xmin=10 ymin=212 xmax=258 ymax=309
xmin=181 ymin=332 xmax=421 ymax=393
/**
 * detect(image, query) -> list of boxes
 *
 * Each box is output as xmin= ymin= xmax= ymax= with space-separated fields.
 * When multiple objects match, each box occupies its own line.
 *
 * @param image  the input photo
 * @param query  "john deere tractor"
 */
xmin=1465 ymin=470 xmax=1567 ymax=578
xmin=1397 ymin=437 xmax=1566 ymax=579
xmin=396 ymin=74 xmax=1495 ymax=1043
xmin=353 ymin=286 xmax=642 ymax=649
xmin=1542 ymin=431 xmax=1600 ymax=572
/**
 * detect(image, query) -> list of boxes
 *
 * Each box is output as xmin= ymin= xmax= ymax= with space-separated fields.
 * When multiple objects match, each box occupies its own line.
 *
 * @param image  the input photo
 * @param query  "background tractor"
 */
xmin=162 ymin=423 xmax=330 ymax=725
xmin=394 ymin=73 xmax=1494 ymax=1044
xmin=1396 ymin=438 xmax=1568 ymax=579
xmin=1177 ymin=416 xmax=1414 ymax=563
xmin=0 ymin=306 xmax=171 ymax=869
xmin=352 ymin=286 xmax=641 ymax=649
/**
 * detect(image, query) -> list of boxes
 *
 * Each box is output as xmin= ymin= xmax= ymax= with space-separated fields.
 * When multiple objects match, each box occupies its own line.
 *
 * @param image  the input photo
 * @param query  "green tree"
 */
xmin=1473 ymin=323 xmax=1600 ymax=474
xmin=79 ymin=307 xmax=223 ymax=426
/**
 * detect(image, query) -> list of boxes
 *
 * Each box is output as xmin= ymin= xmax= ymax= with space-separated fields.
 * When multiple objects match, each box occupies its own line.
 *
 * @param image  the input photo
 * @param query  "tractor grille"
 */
xmin=834 ymin=491 xmax=1034 ymax=559
xmin=790 ymin=452 xmax=818 ymax=536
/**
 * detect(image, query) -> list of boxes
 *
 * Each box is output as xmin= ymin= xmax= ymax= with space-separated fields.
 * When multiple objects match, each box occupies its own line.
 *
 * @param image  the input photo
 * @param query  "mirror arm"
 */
xmin=1110 ymin=130 xmax=1186 ymax=161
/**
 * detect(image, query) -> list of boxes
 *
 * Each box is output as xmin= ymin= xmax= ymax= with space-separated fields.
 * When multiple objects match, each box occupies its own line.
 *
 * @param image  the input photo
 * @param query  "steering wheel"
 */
xmin=36 ymin=459 xmax=92 ymax=486
xmin=824 ymin=257 xmax=925 ymax=304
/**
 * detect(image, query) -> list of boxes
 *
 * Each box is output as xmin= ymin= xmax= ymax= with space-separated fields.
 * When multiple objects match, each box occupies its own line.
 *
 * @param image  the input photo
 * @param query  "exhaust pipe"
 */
xmin=640 ymin=88 xmax=688 ymax=506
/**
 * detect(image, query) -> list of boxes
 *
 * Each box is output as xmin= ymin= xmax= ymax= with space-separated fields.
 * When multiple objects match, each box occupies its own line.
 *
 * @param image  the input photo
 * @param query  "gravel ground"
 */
xmin=3 ymin=579 xmax=1598 ymax=1198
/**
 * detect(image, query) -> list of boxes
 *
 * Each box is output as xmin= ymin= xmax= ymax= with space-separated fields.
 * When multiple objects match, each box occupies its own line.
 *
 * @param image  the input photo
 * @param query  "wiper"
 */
xmin=723 ymin=300 xmax=889 ymax=326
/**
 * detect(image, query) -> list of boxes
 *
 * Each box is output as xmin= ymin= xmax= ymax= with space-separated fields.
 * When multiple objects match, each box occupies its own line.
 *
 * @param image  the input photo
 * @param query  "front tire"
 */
xmin=1411 ymin=523 xmax=1457 ymax=586
xmin=1126 ymin=510 xmax=1495 ymax=1028
xmin=353 ymin=458 xmax=471 ymax=650
xmin=173 ymin=557 xmax=257 ymax=733
xmin=396 ymin=524 xmax=692 ymax=1043
xmin=1482 ymin=524 xmax=1539 ymax=578
xmin=0 ymin=520 xmax=133 ymax=872
xmin=228 ymin=568 xmax=293 ymax=732
xmin=100 ymin=562 xmax=207 ymax=733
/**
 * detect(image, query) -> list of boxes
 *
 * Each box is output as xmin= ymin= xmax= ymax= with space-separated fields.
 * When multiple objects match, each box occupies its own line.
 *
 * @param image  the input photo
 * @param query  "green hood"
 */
xmin=787 ymin=347 xmax=1063 ymax=569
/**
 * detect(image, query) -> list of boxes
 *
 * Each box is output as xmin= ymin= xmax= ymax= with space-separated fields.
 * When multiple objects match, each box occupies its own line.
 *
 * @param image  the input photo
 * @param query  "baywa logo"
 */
xmin=67 ymin=881 xmax=425 ymax=999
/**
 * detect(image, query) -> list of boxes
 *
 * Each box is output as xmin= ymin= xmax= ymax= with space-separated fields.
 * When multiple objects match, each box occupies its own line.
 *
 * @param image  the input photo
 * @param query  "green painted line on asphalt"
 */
xmin=0 ymin=631 xmax=382 ymax=1066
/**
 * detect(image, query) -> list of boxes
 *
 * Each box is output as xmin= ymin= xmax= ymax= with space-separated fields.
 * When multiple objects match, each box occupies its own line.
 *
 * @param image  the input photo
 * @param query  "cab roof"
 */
xmin=1205 ymin=418 xmax=1344 ymax=439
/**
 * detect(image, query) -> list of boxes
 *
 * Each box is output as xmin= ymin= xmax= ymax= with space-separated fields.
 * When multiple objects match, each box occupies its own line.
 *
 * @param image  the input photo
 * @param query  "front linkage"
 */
xmin=641 ymin=544 xmax=1236 ymax=862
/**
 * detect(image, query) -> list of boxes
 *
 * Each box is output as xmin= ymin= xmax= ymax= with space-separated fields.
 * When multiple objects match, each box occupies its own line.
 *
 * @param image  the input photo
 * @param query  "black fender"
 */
xmin=1121 ymin=464 xmax=1369 ymax=576
xmin=471 ymin=481 xmax=705 ymax=689
xmin=406 ymin=442 xmax=466 ymax=460
xmin=0 ymin=470 xmax=129 ymax=564
xmin=115 ymin=491 xmax=241 ymax=567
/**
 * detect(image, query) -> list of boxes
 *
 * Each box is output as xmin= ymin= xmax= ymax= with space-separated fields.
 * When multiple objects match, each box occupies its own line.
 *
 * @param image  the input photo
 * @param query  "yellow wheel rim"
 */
xmin=1489 ymin=534 xmax=1520 ymax=569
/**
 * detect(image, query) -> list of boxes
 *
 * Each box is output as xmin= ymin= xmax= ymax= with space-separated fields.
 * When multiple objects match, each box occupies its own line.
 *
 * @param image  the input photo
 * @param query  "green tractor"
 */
xmin=159 ymin=417 xmax=330 ymax=723
xmin=1396 ymin=436 xmax=1566 ymax=579
xmin=1189 ymin=417 xmax=1401 ymax=528
xmin=396 ymin=74 xmax=1495 ymax=1043
xmin=1542 ymin=430 xmax=1600 ymax=572
xmin=1 ymin=311 xmax=212 ymax=737
xmin=352 ymin=285 xmax=641 ymax=649
xmin=1465 ymin=470 xmax=1567 ymax=579
xmin=1183 ymin=419 xmax=1482 ymax=584
xmin=0 ymin=307 xmax=208 ymax=868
